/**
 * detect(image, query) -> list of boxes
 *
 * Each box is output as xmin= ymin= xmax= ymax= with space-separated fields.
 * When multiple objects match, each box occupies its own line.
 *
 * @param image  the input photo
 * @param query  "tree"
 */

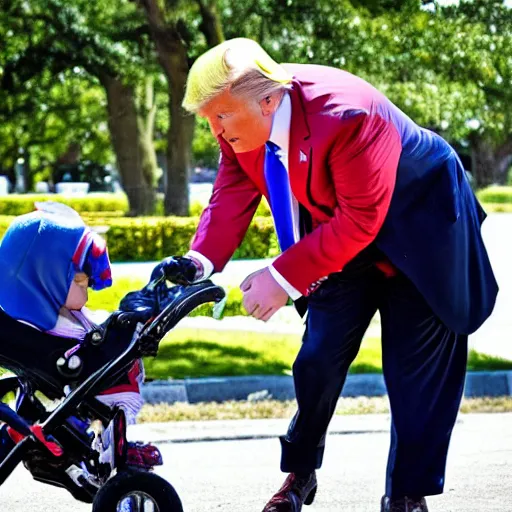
xmin=1 ymin=0 xmax=161 ymax=214
xmin=137 ymin=0 xmax=225 ymax=216
xmin=221 ymin=0 xmax=512 ymax=187
xmin=435 ymin=0 xmax=512 ymax=186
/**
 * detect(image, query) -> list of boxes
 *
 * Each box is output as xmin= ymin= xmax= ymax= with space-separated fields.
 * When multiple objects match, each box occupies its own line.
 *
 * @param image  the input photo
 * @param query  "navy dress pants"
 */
xmin=280 ymin=248 xmax=468 ymax=498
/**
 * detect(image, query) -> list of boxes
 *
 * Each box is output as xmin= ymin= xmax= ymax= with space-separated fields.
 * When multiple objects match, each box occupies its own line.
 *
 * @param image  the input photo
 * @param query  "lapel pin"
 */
xmin=299 ymin=150 xmax=308 ymax=163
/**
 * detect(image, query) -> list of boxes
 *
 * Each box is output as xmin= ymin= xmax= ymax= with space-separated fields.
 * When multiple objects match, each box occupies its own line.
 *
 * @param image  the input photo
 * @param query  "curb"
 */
xmin=141 ymin=371 xmax=512 ymax=405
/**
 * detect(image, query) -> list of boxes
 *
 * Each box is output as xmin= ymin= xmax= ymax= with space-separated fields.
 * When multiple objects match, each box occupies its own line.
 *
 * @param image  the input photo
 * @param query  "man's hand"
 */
xmin=150 ymin=256 xmax=202 ymax=284
xmin=240 ymin=267 xmax=289 ymax=321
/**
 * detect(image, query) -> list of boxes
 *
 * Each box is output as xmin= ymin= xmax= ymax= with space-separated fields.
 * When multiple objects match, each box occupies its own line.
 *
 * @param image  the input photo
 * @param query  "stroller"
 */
xmin=0 ymin=270 xmax=225 ymax=511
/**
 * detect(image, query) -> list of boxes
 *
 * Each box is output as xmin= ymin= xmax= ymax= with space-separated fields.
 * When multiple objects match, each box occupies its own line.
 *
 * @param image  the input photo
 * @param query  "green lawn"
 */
xmin=143 ymin=328 xmax=512 ymax=380
xmin=143 ymin=328 xmax=302 ymax=380
xmin=88 ymin=277 xmax=146 ymax=312
xmin=89 ymin=279 xmax=512 ymax=380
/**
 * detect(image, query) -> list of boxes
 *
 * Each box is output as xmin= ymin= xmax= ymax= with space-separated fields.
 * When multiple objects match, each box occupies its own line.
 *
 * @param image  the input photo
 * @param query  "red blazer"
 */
xmin=190 ymin=64 xmax=402 ymax=295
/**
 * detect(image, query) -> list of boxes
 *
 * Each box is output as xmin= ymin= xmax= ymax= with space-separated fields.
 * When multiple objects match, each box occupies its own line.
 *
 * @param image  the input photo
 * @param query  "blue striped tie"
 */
xmin=264 ymin=141 xmax=295 ymax=252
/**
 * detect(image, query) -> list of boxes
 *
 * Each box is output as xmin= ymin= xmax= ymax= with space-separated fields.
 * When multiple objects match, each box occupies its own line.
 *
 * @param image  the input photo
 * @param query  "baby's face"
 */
xmin=65 ymin=272 xmax=89 ymax=310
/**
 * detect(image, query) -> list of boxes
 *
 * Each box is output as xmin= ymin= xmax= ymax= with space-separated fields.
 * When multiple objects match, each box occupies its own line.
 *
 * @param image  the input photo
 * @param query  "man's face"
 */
xmin=199 ymin=89 xmax=280 ymax=153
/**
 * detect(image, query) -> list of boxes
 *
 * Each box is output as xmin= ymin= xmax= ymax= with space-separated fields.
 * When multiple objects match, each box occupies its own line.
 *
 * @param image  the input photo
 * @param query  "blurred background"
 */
xmin=0 ymin=0 xmax=511 ymax=215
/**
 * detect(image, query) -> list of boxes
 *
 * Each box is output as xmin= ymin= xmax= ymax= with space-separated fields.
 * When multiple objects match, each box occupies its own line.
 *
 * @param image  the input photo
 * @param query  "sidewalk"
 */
xmin=128 ymin=412 xmax=512 ymax=444
xmin=128 ymin=414 xmax=393 ymax=444
xmin=111 ymin=258 xmax=271 ymax=287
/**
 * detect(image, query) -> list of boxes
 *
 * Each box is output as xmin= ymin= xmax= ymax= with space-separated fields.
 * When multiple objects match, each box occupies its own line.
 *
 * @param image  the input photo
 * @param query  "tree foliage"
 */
xmin=1 ymin=0 xmax=511 ymax=204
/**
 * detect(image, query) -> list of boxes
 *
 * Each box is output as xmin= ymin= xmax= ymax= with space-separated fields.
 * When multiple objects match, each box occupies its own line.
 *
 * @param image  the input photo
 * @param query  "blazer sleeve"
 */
xmin=272 ymin=112 xmax=401 ymax=295
xmin=190 ymin=138 xmax=262 ymax=272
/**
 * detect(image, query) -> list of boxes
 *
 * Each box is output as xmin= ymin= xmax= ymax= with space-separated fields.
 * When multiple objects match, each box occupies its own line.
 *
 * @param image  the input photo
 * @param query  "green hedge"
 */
xmin=0 ymin=193 xmax=269 ymax=219
xmin=477 ymin=186 xmax=512 ymax=204
xmin=100 ymin=216 xmax=277 ymax=262
xmin=0 ymin=193 xmax=129 ymax=216
xmin=190 ymin=198 xmax=271 ymax=217
xmin=0 ymin=214 xmax=278 ymax=262
xmin=1 ymin=187 xmax=508 ymax=264
xmin=482 ymin=203 xmax=512 ymax=213
xmin=1 ymin=188 xmax=507 ymax=218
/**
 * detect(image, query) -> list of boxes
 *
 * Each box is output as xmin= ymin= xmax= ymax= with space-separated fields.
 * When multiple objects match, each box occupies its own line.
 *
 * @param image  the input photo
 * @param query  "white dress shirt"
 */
xmin=187 ymin=92 xmax=302 ymax=300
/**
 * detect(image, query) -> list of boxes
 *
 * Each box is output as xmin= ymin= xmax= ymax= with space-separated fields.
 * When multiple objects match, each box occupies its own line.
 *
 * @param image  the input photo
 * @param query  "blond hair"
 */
xmin=182 ymin=38 xmax=292 ymax=113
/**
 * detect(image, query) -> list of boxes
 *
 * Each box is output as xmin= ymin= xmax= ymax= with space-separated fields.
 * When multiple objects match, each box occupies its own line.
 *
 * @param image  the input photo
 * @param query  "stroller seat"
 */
xmin=0 ymin=308 xmax=134 ymax=400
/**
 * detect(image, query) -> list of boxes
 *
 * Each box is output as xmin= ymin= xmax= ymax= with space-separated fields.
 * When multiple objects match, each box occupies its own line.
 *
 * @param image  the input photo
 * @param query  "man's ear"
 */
xmin=259 ymin=93 xmax=282 ymax=116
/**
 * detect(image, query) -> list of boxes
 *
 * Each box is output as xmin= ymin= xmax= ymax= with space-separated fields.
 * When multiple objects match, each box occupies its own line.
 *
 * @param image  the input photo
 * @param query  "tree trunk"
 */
xmin=56 ymin=142 xmax=81 ymax=166
xmin=139 ymin=0 xmax=224 ymax=216
xmin=470 ymin=134 xmax=512 ymax=188
xmin=165 ymin=53 xmax=195 ymax=216
xmin=136 ymin=77 xmax=159 ymax=190
xmin=101 ymin=74 xmax=156 ymax=216
xmin=138 ymin=0 xmax=192 ymax=216
xmin=496 ymin=154 xmax=512 ymax=186
xmin=470 ymin=136 xmax=497 ymax=188
xmin=24 ymin=148 xmax=33 ymax=192
xmin=496 ymin=135 xmax=512 ymax=186
xmin=197 ymin=0 xmax=225 ymax=47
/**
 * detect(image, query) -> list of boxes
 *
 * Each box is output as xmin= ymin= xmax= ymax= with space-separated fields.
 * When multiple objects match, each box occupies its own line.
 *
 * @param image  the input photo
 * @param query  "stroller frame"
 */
xmin=0 ymin=279 xmax=225 ymax=505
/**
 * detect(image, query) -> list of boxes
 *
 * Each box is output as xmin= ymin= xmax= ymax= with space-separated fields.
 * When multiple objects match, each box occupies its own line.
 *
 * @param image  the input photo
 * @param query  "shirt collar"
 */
xmin=268 ymin=92 xmax=291 ymax=154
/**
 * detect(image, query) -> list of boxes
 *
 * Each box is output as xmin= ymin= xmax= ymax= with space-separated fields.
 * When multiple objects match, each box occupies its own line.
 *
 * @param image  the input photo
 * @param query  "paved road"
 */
xmin=2 ymin=413 xmax=511 ymax=511
xmin=469 ymin=213 xmax=512 ymax=359
xmin=112 ymin=213 xmax=512 ymax=359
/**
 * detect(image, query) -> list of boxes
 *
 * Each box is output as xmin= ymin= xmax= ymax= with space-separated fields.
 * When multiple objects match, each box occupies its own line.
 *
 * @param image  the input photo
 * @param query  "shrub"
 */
xmin=190 ymin=198 xmax=271 ymax=217
xmin=96 ymin=217 xmax=198 ymax=262
xmin=233 ymin=217 xmax=279 ymax=260
xmin=189 ymin=201 xmax=204 ymax=217
xmin=477 ymin=186 xmax=512 ymax=204
xmin=98 ymin=216 xmax=276 ymax=262
xmin=482 ymin=203 xmax=512 ymax=213
xmin=0 ymin=213 xmax=277 ymax=262
xmin=3 ymin=188 xmax=508 ymax=264
xmin=0 ymin=216 xmax=12 ymax=239
xmin=0 ymin=193 xmax=129 ymax=216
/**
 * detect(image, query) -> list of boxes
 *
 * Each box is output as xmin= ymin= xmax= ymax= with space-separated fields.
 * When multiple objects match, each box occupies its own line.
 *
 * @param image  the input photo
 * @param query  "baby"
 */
xmin=0 ymin=201 xmax=148 ymax=425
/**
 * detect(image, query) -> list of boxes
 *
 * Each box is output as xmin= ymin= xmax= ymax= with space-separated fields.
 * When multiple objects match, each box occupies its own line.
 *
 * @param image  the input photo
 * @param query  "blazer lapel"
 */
xmin=288 ymin=82 xmax=313 ymax=211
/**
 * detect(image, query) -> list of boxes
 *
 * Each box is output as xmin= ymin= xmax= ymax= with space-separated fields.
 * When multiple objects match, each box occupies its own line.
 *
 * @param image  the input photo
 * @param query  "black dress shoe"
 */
xmin=381 ymin=495 xmax=428 ymax=512
xmin=262 ymin=472 xmax=317 ymax=512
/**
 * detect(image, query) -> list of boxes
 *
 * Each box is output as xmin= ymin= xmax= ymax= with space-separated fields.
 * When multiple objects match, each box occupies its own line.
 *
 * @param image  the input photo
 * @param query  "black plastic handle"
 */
xmin=138 ymin=280 xmax=225 ymax=355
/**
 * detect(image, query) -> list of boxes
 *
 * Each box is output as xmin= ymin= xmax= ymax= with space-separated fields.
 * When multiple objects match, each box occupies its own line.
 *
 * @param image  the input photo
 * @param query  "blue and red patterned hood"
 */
xmin=0 ymin=203 xmax=112 ymax=330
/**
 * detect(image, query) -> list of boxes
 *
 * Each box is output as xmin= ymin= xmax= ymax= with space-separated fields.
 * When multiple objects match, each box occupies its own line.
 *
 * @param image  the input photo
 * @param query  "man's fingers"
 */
xmin=260 ymin=306 xmax=277 ymax=322
xmin=241 ymin=267 xmax=287 ymax=320
xmin=242 ymin=293 xmax=258 ymax=315
xmin=240 ymin=275 xmax=254 ymax=292
xmin=250 ymin=304 xmax=262 ymax=317
xmin=240 ymin=269 xmax=264 ymax=291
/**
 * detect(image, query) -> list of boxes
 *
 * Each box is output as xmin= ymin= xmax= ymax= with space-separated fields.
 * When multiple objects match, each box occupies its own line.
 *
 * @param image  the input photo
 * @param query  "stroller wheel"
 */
xmin=92 ymin=469 xmax=183 ymax=512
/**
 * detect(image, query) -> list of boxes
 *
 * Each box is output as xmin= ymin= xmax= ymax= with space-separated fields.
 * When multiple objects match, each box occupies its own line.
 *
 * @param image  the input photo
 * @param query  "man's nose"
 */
xmin=208 ymin=118 xmax=223 ymax=137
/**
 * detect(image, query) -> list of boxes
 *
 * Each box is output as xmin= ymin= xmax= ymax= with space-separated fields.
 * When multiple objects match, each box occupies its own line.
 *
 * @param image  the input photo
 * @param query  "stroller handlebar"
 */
xmin=135 ymin=279 xmax=226 ymax=356
xmin=55 ymin=278 xmax=226 ymax=377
